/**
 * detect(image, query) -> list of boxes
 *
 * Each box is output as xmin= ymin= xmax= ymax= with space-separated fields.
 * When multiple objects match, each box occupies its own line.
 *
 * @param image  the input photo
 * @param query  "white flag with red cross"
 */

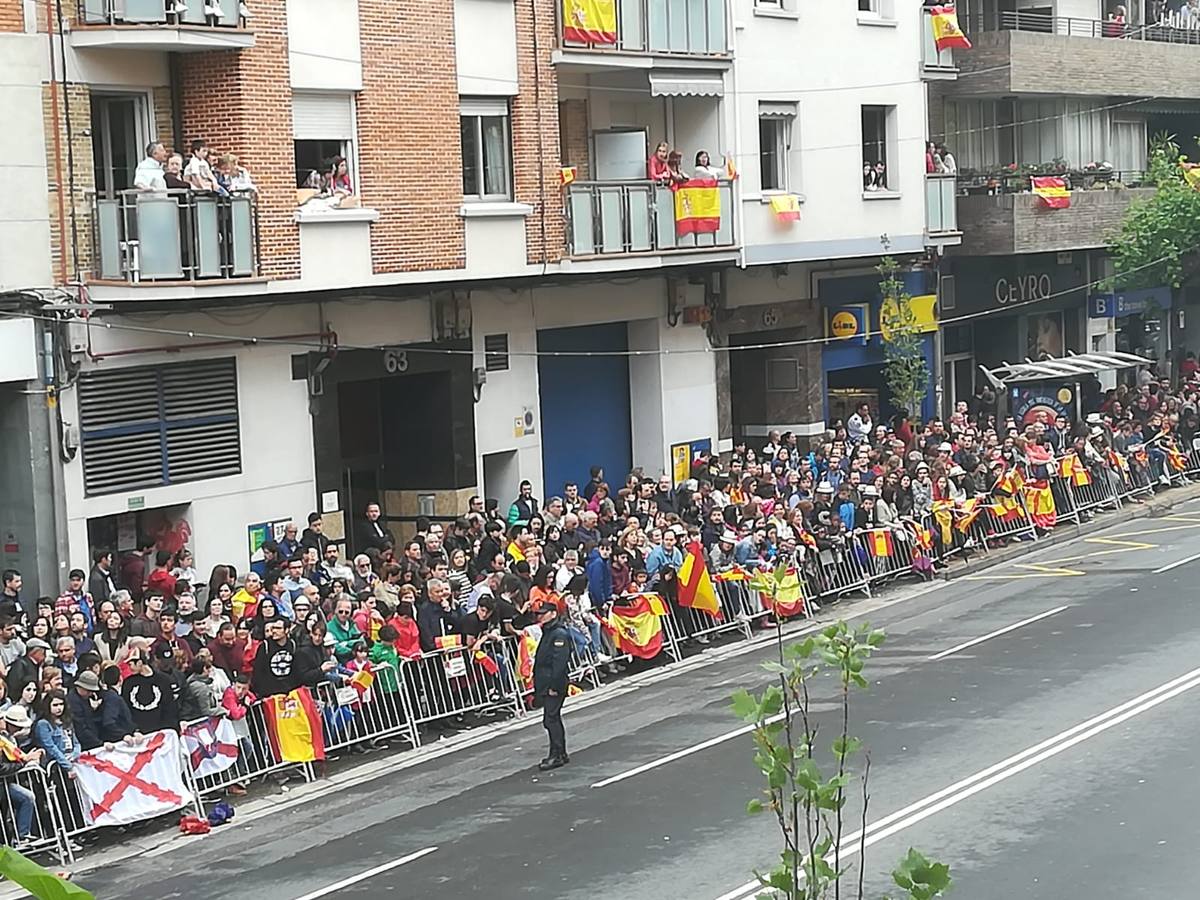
xmin=182 ymin=716 xmax=240 ymax=780
xmin=75 ymin=729 xmax=192 ymax=826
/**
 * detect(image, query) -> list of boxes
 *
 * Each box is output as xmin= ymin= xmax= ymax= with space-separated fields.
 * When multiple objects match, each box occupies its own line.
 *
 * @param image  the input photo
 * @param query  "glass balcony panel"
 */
xmin=229 ymin=195 xmax=254 ymax=276
xmin=194 ymin=195 xmax=223 ymax=277
xmin=134 ymin=195 xmax=183 ymax=279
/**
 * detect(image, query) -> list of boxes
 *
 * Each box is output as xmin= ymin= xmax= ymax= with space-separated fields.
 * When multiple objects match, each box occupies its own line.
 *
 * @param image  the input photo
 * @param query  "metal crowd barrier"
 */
xmin=397 ymin=643 xmax=523 ymax=742
xmin=312 ymin=663 xmax=420 ymax=756
xmin=0 ymin=765 xmax=71 ymax=863
xmin=661 ymin=591 xmax=753 ymax=644
xmin=804 ymin=537 xmax=873 ymax=600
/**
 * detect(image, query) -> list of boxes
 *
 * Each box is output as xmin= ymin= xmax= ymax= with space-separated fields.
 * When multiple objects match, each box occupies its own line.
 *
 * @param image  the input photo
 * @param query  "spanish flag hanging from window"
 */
xmin=263 ymin=688 xmax=326 ymax=763
xmin=930 ymin=5 xmax=972 ymax=51
xmin=1031 ymin=176 xmax=1071 ymax=208
xmin=674 ymin=178 xmax=721 ymax=236
xmin=603 ymin=596 xmax=665 ymax=660
xmin=768 ymin=193 xmax=801 ymax=222
xmin=562 ymin=0 xmax=617 ymax=45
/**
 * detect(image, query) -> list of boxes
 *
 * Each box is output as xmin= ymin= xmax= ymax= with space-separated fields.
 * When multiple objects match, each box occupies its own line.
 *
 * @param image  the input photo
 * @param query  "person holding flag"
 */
xmin=532 ymin=601 xmax=571 ymax=771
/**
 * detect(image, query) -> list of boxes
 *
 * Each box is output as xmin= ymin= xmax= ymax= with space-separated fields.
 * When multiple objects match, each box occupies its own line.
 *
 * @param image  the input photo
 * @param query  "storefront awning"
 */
xmin=649 ymin=72 xmax=724 ymax=97
xmin=980 ymin=351 xmax=1154 ymax=387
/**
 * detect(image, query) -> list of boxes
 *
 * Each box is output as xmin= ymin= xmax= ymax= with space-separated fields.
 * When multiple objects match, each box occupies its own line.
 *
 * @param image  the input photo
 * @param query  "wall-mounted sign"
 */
xmin=825 ymin=304 xmax=869 ymax=345
xmin=879 ymin=294 xmax=938 ymax=341
xmin=995 ymin=273 xmax=1052 ymax=306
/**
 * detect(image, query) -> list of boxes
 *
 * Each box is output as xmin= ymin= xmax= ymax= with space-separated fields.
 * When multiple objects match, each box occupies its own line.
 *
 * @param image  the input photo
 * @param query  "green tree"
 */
xmin=1109 ymin=133 xmax=1200 ymax=290
xmin=876 ymin=258 xmax=930 ymax=418
xmin=732 ymin=567 xmax=951 ymax=900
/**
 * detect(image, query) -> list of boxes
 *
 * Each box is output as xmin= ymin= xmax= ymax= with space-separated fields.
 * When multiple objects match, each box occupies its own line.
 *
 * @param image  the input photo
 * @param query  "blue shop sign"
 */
xmin=1089 ymin=286 xmax=1171 ymax=318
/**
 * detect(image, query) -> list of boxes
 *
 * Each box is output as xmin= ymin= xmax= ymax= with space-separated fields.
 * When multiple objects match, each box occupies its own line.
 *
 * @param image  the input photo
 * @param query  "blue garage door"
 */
xmin=538 ymin=323 xmax=632 ymax=499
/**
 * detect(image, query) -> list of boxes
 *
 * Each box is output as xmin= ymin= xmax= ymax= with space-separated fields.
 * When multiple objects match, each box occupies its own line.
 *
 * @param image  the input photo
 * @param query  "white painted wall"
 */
xmin=287 ymin=0 xmax=363 ymax=91
xmin=297 ymin=218 xmax=374 ymax=288
xmin=455 ymin=0 xmax=519 ymax=96
xmin=464 ymin=216 xmax=529 ymax=275
xmin=57 ymin=46 xmax=169 ymax=88
xmin=627 ymin=319 xmax=665 ymax=472
xmin=0 ymin=34 xmax=53 ymax=292
xmin=734 ymin=0 xmax=929 ymax=263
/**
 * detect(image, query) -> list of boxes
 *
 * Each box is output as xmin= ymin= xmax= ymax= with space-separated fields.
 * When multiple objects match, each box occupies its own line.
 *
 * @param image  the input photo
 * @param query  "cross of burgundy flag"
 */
xmin=182 ymin=716 xmax=240 ymax=779
xmin=75 ymin=730 xmax=192 ymax=827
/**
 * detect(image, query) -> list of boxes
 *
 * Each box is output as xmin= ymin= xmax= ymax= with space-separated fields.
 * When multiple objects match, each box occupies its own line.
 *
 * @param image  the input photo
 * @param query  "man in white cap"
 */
xmin=0 ymin=705 xmax=42 ymax=841
xmin=6 ymin=638 xmax=48 ymax=697
xmin=709 ymin=530 xmax=738 ymax=573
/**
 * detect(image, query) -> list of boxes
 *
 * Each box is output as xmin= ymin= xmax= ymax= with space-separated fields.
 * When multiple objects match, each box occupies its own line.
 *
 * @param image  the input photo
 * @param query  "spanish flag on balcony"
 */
xmin=604 ymin=596 xmax=664 ymax=660
xmin=559 ymin=166 xmax=577 ymax=186
xmin=674 ymin=178 xmax=721 ymax=236
xmin=768 ymin=193 xmax=801 ymax=222
xmin=562 ymin=0 xmax=617 ymax=45
xmin=930 ymin=5 xmax=972 ymax=51
xmin=1031 ymin=176 xmax=1071 ymax=209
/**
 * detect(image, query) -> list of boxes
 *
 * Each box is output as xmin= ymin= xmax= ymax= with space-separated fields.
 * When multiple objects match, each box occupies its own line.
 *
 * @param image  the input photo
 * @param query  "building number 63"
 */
xmin=383 ymin=349 xmax=409 ymax=374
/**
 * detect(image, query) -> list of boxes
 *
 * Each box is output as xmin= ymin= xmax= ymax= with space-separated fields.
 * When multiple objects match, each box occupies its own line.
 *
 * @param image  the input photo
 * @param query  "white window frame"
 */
xmin=758 ymin=102 xmax=798 ymax=194
xmin=292 ymin=90 xmax=359 ymax=192
xmin=753 ymin=0 xmax=796 ymax=15
xmin=861 ymin=104 xmax=899 ymax=195
xmin=856 ymin=0 xmax=896 ymax=23
xmin=460 ymin=97 xmax=514 ymax=202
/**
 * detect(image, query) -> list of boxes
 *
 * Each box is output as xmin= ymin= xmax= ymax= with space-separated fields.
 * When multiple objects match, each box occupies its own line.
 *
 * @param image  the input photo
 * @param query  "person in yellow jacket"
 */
xmin=230 ymin=572 xmax=264 ymax=623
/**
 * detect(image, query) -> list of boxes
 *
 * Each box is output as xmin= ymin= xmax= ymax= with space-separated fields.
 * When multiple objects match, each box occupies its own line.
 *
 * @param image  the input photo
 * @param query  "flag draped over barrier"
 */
xmin=604 ymin=596 xmax=665 ymax=659
xmin=673 ymin=179 xmax=721 ymax=235
xmin=1031 ymin=176 xmax=1071 ymax=208
xmin=759 ymin=569 xmax=805 ymax=618
xmin=263 ymin=688 xmax=326 ymax=763
xmin=1059 ymin=453 xmax=1092 ymax=486
xmin=182 ymin=716 xmax=239 ymax=780
xmin=561 ymin=0 xmax=616 ymax=44
xmin=1024 ymin=481 xmax=1058 ymax=529
xmin=865 ymin=529 xmax=895 ymax=558
xmin=75 ymin=730 xmax=190 ymax=827
xmin=678 ymin=540 xmax=721 ymax=616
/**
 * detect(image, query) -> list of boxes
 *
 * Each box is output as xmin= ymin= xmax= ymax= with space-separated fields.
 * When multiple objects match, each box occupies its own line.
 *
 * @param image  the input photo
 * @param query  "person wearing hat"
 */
xmin=709 ymin=530 xmax=738 ymax=573
xmin=532 ymin=600 xmax=572 ymax=771
xmin=67 ymin=669 xmax=138 ymax=752
xmin=122 ymin=647 xmax=181 ymax=734
xmin=6 ymin=637 xmax=49 ymax=699
xmin=0 ymin=705 xmax=41 ymax=841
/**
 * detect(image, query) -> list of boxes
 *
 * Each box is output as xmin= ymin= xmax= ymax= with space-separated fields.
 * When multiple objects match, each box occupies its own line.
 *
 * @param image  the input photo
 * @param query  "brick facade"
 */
xmin=357 ymin=0 xmax=465 ymax=274
xmin=513 ymin=0 xmax=564 ymax=265
xmin=558 ymin=99 xmax=590 ymax=181
xmin=177 ymin=4 xmax=299 ymax=279
xmin=42 ymin=83 xmax=94 ymax=283
xmin=152 ymin=85 xmax=176 ymax=155
xmin=0 ymin=0 xmax=22 ymax=31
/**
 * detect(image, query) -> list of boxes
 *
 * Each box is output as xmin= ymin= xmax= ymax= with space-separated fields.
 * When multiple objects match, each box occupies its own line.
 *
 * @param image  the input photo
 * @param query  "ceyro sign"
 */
xmin=994 ymin=274 xmax=1052 ymax=306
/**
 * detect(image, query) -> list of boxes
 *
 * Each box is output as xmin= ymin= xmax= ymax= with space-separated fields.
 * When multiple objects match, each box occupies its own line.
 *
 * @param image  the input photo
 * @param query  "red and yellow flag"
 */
xmin=768 ymin=193 xmax=801 ymax=222
xmin=1023 ymin=481 xmax=1057 ymax=529
xmin=1167 ymin=442 xmax=1188 ymax=472
xmin=865 ymin=529 xmax=895 ymax=558
xmin=1031 ymin=176 xmax=1071 ymax=208
xmin=264 ymin=688 xmax=326 ymax=763
xmin=997 ymin=465 xmax=1025 ymax=495
xmin=559 ymin=166 xmax=578 ymax=186
xmin=932 ymin=499 xmax=955 ymax=547
xmin=674 ymin=178 xmax=721 ymax=236
xmin=434 ymin=634 xmax=463 ymax=650
xmin=911 ymin=523 xmax=934 ymax=553
xmin=506 ymin=540 xmax=526 ymax=562
xmin=760 ymin=569 xmax=805 ymax=619
xmin=930 ymin=5 xmax=972 ymax=51
xmin=725 ymin=156 xmax=739 ymax=180
xmin=989 ymin=493 xmax=1025 ymax=522
xmin=642 ymin=592 xmax=668 ymax=616
xmin=955 ymin=497 xmax=983 ymax=533
xmin=561 ymin=0 xmax=616 ymax=44
xmin=349 ymin=664 xmax=375 ymax=699
xmin=1059 ymin=453 xmax=1092 ymax=487
xmin=678 ymin=540 xmax=721 ymax=616
xmin=603 ymin=596 xmax=664 ymax=660
xmin=474 ymin=649 xmax=500 ymax=676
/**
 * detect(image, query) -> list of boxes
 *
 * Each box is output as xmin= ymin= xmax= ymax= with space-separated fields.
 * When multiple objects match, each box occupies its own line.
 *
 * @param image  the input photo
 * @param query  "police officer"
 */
xmin=532 ymin=600 xmax=571 ymax=771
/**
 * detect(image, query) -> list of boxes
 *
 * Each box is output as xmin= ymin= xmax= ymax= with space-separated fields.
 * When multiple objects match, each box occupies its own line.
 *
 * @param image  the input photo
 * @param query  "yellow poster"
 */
xmin=671 ymin=443 xmax=690 ymax=487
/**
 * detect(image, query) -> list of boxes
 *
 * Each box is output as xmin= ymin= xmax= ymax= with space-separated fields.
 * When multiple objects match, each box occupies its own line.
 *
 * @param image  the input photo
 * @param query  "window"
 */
xmin=484 ymin=334 xmax=509 ymax=372
xmin=861 ymin=104 xmax=896 ymax=192
xmin=78 ymin=358 xmax=242 ymax=496
xmin=292 ymin=91 xmax=357 ymax=190
xmin=858 ymin=0 xmax=877 ymax=10
xmin=758 ymin=102 xmax=797 ymax=192
xmin=460 ymin=98 xmax=513 ymax=201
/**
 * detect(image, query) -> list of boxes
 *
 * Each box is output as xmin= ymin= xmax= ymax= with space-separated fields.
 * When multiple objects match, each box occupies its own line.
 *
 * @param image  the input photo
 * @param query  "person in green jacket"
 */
xmin=367 ymin=625 xmax=401 ymax=694
xmin=327 ymin=598 xmax=363 ymax=663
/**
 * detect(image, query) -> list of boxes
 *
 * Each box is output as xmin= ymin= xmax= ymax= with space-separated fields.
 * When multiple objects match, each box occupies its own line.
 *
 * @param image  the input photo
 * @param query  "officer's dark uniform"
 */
xmin=533 ymin=610 xmax=572 ymax=769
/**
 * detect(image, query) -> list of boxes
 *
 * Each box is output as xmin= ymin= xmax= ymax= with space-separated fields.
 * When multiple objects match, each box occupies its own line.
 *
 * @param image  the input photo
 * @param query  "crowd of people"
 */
xmin=924 ymin=141 xmax=957 ymax=176
xmin=646 ymin=142 xmax=730 ymax=186
xmin=133 ymin=139 xmax=256 ymax=198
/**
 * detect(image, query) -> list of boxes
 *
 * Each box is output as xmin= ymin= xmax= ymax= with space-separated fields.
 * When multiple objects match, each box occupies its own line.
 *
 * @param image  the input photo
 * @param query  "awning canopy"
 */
xmin=649 ymin=72 xmax=724 ymax=97
xmin=980 ymin=351 xmax=1154 ymax=387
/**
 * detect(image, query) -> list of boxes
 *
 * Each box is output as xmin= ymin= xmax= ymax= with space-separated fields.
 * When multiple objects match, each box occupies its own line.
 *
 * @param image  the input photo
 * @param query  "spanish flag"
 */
xmin=997 ymin=465 xmax=1025 ymax=495
xmin=989 ymin=493 xmax=1024 ymax=522
xmin=603 ymin=596 xmax=664 ymax=659
xmin=349 ymin=664 xmax=375 ymax=700
xmin=642 ymin=592 xmax=668 ymax=616
xmin=559 ymin=166 xmax=578 ymax=186
xmin=517 ymin=633 xmax=538 ymax=692
xmin=932 ymin=499 xmax=955 ymax=547
xmin=435 ymin=634 xmax=464 ymax=650
xmin=768 ymin=193 xmax=801 ymax=222
xmin=1167 ymin=442 xmax=1188 ymax=472
xmin=1059 ymin=453 xmax=1092 ymax=487
xmin=474 ymin=649 xmax=500 ymax=676
xmin=865 ymin=529 xmax=895 ymax=558
xmin=1109 ymin=449 xmax=1130 ymax=475
xmin=911 ymin=523 xmax=934 ymax=553
xmin=506 ymin=540 xmax=526 ymax=562
xmin=561 ymin=0 xmax=616 ymax=44
xmin=678 ymin=540 xmax=721 ymax=617
xmin=955 ymin=497 xmax=983 ymax=533
xmin=264 ymin=688 xmax=326 ymax=763
xmin=1031 ymin=176 xmax=1071 ymax=209
xmin=725 ymin=155 xmax=738 ymax=180
xmin=674 ymin=178 xmax=721 ymax=236
xmin=760 ymin=569 xmax=805 ymax=618
xmin=1023 ymin=481 xmax=1057 ymax=529
xmin=930 ymin=5 xmax=972 ymax=51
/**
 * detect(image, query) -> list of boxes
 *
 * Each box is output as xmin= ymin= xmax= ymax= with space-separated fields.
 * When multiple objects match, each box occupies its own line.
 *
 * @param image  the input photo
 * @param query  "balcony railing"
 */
xmin=565 ymin=180 xmax=735 ymax=257
xmin=955 ymin=168 xmax=1149 ymax=195
xmin=920 ymin=8 xmax=957 ymax=74
xmin=559 ymin=0 xmax=728 ymax=56
xmin=995 ymin=10 xmax=1200 ymax=44
xmin=79 ymin=0 xmax=246 ymax=29
xmin=925 ymin=174 xmax=959 ymax=237
xmin=92 ymin=189 xmax=259 ymax=284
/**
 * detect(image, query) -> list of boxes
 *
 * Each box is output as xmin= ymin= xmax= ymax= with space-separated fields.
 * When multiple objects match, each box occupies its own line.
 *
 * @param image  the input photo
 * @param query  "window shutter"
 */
xmin=460 ymin=97 xmax=510 ymax=118
xmin=78 ymin=358 xmax=242 ymax=496
xmin=292 ymin=92 xmax=355 ymax=140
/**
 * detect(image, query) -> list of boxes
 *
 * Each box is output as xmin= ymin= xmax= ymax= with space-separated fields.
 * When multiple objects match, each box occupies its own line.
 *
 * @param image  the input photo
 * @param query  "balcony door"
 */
xmin=91 ymin=93 xmax=152 ymax=199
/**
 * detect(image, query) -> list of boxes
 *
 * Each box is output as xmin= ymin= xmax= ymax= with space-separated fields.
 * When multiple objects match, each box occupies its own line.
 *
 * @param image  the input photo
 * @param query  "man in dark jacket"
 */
xmin=532 ymin=601 xmax=572 ymax=771
xmin=252 ymin=619 xmax=300 ymax=696
xmin=6 ymin=639 xmax=48 ymax=697
xmin=357 ymin=502 xmax=395 ymax=553
xmin=300 ymin=512 xmax=331 ymax=557
xmin=88 ymin=549 xmax=117 ymax=608
xmin=121 ymin=649 xmax=181 ymax=734
xmin=69 ymin=670 xmax=138 ymax=751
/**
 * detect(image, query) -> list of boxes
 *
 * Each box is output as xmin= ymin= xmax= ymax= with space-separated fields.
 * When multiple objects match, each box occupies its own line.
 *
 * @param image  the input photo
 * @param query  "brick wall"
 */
xmin=559 ymin=98 xmax=590 ymax=181
xmin=152 ymin=85 xmax=176 ymax=154
xmin=42 ymin=83 xmax=94 ymax=282
xmin=357 ymin=0 xmax=464 ymax=274
xmin=513 ymin=0 xmax=564 ymax=265
xmin=0 ymin=0 xmax=22 ymax=30
xmin=177 ymin=3 xmax=298 ymax=279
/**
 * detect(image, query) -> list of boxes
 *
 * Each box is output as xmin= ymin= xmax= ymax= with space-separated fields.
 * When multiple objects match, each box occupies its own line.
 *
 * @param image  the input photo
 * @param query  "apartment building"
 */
xmin=0 ymin=0 xmax=951 ymax=592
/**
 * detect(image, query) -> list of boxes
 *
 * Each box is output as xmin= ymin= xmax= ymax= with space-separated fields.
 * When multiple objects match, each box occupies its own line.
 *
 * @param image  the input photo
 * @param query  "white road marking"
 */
xmin=1153 ymin=550 xmax=1200 ymax=574
xmin=714 ymin=665 xmax=1200 ymax=900
xmin=591 ymin=720 xmax=766 ymax=789
xmin=291 ymin=847 xmax=438 ymax=900
xmin=926 ymin=605 xmax=1070 ymax=660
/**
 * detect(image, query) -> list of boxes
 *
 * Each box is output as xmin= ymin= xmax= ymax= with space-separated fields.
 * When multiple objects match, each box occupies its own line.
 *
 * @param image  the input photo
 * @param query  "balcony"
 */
xmin=951 ymin=174 xmax=1154 ymax=256
xmin=920 ymin=8 xmax=958 ymax=79
xmin=91 ymin=190 xmax=260 ymax=285
xmin=925 ymin=174 xmax=960 ymax=246
xmin=565 ymin=179 xmax=735 ymax=258
xmin=72 ymin=0 xmax=254 ymax=51
xmin=555 ymin=0 xmax=728 ymax=64
xmin=952 ymin=11 xmax=1200 ymax=100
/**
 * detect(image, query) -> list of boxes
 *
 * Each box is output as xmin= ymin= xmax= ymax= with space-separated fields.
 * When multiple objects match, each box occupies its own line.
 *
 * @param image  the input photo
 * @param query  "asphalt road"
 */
xmin=74 ymin=504 xmax=1200 ymax=900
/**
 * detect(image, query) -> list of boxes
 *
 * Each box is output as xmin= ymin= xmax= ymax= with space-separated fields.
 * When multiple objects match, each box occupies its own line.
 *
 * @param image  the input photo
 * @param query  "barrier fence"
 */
xmin=9 ymin=443 xmax=1200 ymax=862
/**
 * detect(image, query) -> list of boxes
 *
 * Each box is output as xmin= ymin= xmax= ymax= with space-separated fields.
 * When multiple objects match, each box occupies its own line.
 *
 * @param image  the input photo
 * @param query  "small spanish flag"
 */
xmin=1031 ymin=176 xmax=1071 ymax=209
xmin=559 ymin=166 xmax=577 ymax=186
xmin=930 ymin=5 xmax=972 ymax=51
xmin=673 ymin=178 xmax=721 ymax=236
xmin=677 ymin=540 xmax=721 ymax=617
xmin=435 ymin=634 xmax=463 ymax=650
xmin=865 ymin=529 xmax=895 ymax=558
xmin=562 ymin=0 xmax=617 ymax=45
xmin=604 ymin=597 xmax=664 ymax=660
xmin=474 ymin=649 xmax=500 ymax=676
xmin=768 ymin=193 xmax=801 ymax=222
xmin=725 ymin=155 xmax=738 ymax=180
xmin=349 ymin=664 xmax=375 ymax=698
